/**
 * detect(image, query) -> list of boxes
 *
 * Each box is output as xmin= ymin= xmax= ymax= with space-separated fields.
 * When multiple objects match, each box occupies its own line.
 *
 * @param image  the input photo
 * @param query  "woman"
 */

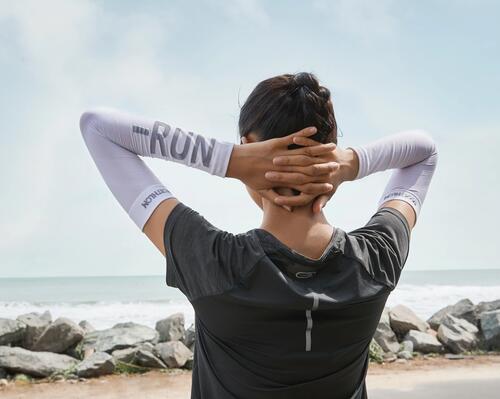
xmin=79 ymin=72 xmax=438 ymax=399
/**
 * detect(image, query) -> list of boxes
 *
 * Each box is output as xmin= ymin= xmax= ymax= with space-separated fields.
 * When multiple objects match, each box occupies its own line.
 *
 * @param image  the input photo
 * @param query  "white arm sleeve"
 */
xmin=349 ymin=130 xmax=438 ymax=220
xmin=79 ymin=107 xmax=234 ymax=230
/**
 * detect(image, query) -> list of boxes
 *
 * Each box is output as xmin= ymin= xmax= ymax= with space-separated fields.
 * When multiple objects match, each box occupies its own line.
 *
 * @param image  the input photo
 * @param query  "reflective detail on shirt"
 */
xmin=305 ymin=293 xmax=320 ymax=351
xmin=295 ymin=271 xmax=316 ymax=279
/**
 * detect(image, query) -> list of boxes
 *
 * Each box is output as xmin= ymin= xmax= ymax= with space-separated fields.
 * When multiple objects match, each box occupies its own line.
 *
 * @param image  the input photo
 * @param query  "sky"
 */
xmin=0 ymin=0 xmax=498 ymax=278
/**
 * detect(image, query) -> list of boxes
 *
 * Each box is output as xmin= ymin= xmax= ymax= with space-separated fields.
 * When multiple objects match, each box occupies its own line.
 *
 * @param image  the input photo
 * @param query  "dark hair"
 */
xmin=238 ymin=72 xmax=337 ymax=146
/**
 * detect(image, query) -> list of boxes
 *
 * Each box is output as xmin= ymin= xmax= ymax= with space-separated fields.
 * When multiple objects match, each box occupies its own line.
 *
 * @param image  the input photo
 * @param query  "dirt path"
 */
xmin=1 ymin=355 xmax=499 ymax=399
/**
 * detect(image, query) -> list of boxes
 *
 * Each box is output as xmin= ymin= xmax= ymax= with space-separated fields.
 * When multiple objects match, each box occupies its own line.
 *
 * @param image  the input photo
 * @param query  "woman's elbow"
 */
xmin=413 ymin=129 xmax=438 ymax=158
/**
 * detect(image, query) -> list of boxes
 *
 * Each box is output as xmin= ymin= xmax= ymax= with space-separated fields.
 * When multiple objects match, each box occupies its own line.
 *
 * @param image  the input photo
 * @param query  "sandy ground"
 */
xmin=1 ymin=355 xmax=499 ymax=399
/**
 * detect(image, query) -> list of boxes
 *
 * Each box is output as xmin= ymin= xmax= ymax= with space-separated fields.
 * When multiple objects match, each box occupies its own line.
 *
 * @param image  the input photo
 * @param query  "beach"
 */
xmin=1 ymin=272 xmax=500 ymax=397
xmin=1 ymin=355 xmax=499 ymax=399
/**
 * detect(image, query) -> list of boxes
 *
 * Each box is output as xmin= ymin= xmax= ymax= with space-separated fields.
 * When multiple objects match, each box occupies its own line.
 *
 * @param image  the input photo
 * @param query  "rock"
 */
xmin=400 ymin=340 xmax=414 ymax=353
xmin=0 ymin=318 xmax=26 ymax=346
xmin=112 ymin=347 xmax=166 ymax=368
xmin=436 ymin=314 xmax=479 ymax=353
xmin=75 ymin=352 xmax=115 ymax=378
xmin=16 ymin=312 xmax=52 ymax=350
xmin=382 ymin=353 xmax=397 ymax=362
xmin=0 ymin=367 xmax=8 ymax=379
xmin=389 ymin=305 xmax=429 ymax=336
xmin=437 ymin=325 xmax=474 ymax=354
xmin=134 ymin=349 xmax=166 ymax=368
xmin=427 ymin=299 xmax=477 ymax=329
xmin=445 ymin=353 xmax=465 ymax=360
xmin=33 ymin=317 xmax=84 ymax=353
xmin=155 ymin=341 xmax=192 ymax=368
xmin=397 ymin=350 xmax=413 ymax=360
xmin=395 ymin=358 xmax=408 ymax=364
xmin=479 ymin=310 xmax=500 ymax=350
xmin=404 ymin=330 xmax=444 ymax=354
xmin=0 ymin=378 xmax=7 ymax=387
xmin=80 ymin=322 xmax=158 ymax=353
xmin=476 ymin=300 xmax=500 ymax=315
xmin=182 ymin=323 xmax=196 ymax=350
xmin=0 ymin=346 xmax=78 ymax=378
xmin=78 ymin=320 xmax=95 ymax=334
xmin=112 ymin=347 xmax=137 ymax=363
xmin=184 ymin=358 xmax=194 ymax=370
xmin=156 ymin=313 xmax=185 ymax=342
xmin=374 ymin=308 xmax=400 ymax=353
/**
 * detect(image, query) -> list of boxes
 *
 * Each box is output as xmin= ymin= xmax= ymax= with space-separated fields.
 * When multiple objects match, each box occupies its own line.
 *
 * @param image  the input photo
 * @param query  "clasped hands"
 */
xmin=227 ymin=127 xmax=356 ymax=213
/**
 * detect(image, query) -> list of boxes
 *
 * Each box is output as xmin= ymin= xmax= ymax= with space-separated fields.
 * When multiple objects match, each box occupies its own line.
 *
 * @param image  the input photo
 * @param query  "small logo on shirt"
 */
xmin=295 ymin=271 xmax=316 ymax=279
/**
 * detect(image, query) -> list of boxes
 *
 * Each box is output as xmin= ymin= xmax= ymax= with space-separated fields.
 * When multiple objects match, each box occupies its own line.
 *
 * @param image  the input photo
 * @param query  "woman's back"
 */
xmin=164 ymin=202 xmax=410 ymax=399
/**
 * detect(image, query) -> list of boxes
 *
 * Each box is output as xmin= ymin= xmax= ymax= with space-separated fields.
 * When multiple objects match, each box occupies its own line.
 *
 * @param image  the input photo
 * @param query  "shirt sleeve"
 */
xmin=163 ymin=203 xmax=265 ymax=302
xmin=347 ymin=207 xmax=411 ymax=290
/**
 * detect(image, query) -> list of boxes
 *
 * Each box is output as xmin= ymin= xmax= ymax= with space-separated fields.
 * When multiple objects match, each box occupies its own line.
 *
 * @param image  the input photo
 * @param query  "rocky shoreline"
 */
xmin=0 ymin=298 xmax=499 ymax=387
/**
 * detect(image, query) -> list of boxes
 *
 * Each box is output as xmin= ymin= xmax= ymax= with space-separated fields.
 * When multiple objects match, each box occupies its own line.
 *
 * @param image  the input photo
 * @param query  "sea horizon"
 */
xmin=1 ymin=269 xmax=499 ymax=330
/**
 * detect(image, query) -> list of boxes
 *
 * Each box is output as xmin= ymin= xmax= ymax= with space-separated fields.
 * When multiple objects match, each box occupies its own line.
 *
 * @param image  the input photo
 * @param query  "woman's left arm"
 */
xmin=79 ymin=107 xmax=336 ymax=255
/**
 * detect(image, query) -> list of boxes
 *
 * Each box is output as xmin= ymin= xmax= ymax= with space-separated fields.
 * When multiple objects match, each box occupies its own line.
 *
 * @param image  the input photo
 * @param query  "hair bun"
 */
xmin=292 ymin=72 xmax=318 ymax=92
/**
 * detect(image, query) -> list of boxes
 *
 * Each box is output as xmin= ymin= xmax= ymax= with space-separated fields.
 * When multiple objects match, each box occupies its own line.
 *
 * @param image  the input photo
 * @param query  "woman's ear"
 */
xmin=241 ymin=136 xmax=249 ymax=144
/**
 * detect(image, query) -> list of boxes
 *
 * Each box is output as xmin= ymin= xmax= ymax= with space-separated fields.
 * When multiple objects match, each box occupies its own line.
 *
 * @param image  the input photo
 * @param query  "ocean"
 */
xmin=1 ymin=270 xmax=499 ymax=330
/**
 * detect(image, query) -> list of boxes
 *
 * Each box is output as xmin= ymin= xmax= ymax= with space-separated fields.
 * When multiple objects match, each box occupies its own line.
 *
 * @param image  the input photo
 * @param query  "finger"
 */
xmin=276 ymin=126 xmax=317 ymax=146
xmin=291 ymin=183 xmax=333 ymax=195
xmin=259 ymin=189 xmax=293 ymax=212
xmin=265 ymin=171 xmax=309 ymax=185
xmin=273 ymin=162 xmax=339 ymax=177
xmin=274 ymin=193 xmax=316 ymax=207
xmin=306 ymin=162 xmax=339 ymax=176
xmin=287 ymin=142 xmax=336 ymax=157
xmin=292 ymin=136 xmax=330 ymax=148
xmin=274 ymin=154 xmax=328 ymax=166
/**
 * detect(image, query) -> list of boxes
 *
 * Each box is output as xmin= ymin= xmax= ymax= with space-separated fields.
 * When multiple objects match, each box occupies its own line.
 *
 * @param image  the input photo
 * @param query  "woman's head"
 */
xmin=239 ymin=72 xmax=337 ymax=210
xmin=238 ymin=72 xmax=337 ymax=146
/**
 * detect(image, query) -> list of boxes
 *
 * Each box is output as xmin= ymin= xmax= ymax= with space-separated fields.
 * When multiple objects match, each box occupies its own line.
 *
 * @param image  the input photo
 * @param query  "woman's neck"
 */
xmin=260 ymin=197 xmax=334 ymax=260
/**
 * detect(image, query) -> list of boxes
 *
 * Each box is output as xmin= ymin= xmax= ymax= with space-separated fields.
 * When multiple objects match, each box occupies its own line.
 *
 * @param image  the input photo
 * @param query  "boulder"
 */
xmin=134 ymin=349 xmax=166 ymax=368
xmin=78 ymin=320 xmax=95 ymax=334
xmin=374 ymin=308 xmax=400 ymax=353
xmin=476 ymin=300 xmax=500 ymax=315
xmin=0 ymin=346 xmax=78 ymax=377
xmin=437 ymin=314 xmax=479 ymax=354
xmin=112 ymin=347 xmax=137 ymax=363
xmin=112 ymin=346 xmax=166 ymax=368
xmin=33 ymin=317 xmax=84 ymax=353
xmin=156 ymin=313 xmax=185 ymax=342
xmin=397 ymin=350 xmax=413 ymax=360
xmin=479 ymin=310 xmax=500 ymax=350
xmin=404 ymin=330 xmax=444 ymax=354
xmin=155 ymin=341 xmax=192 ymax=368
xmin=400 ymin=340 xmax=414 ymax=353
xmin=81 ymin=322 xmax=158 ymax=353
xmin=389 ymin=305 xmax=429 ymax=336
xmin=437 ymin=325 xmax=476 ymax=354
xmin=16 ymin=312 xmax=52 ymax=349
xmin=427 ymin=299 xmax=477 ymax=329
xmin=182 ymin=323 xmax=196 ymax=350
xmin=0 ymin=318 xmax=26 ymax=346
xmin=75 ymin=352 xmax=115 ymax=378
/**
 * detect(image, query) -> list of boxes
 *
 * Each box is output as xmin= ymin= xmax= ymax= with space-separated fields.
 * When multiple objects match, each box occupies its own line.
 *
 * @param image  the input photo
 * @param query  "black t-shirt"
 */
xmin=164 ymin=203 xmax=410 ymax=399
